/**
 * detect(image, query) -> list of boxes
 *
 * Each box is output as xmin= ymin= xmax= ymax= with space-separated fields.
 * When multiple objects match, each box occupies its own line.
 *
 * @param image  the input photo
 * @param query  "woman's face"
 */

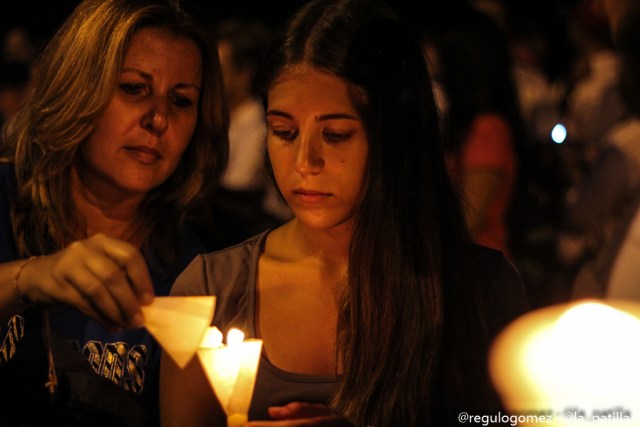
xmin=267 ymin=64 xmax=368 ymax=231
xmin=76 ymin=28 xmax=202 ymax=200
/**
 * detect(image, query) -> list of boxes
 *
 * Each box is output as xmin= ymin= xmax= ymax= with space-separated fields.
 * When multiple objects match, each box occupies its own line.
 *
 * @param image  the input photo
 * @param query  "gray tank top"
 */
xmin=171 ymin=230 xmax=336 ymax=420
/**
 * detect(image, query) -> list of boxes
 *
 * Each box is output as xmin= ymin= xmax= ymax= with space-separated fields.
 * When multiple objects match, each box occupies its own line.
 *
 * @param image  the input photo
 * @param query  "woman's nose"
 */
xmin=142 ymin=97 xmax=169 ymax=135
xmin=294 ymin=135 xmax=324 ymax=175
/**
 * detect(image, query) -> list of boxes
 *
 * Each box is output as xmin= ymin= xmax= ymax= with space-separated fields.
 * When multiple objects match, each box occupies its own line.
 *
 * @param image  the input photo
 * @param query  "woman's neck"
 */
xmin=70 ymin=167 xmax=143 ymax=245
xmin=274 ymin=219 xmax=352 ymax=268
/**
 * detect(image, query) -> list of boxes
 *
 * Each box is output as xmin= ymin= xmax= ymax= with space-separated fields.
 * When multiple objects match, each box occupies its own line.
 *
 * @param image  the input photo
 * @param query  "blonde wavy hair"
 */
xmin=1 ymin=0 xmax=228 ymax=264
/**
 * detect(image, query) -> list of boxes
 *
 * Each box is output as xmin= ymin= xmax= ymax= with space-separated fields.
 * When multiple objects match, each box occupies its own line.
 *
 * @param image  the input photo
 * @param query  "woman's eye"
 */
xmin=323 ymin=130 xmax=353 ymax=143
xmin=272 ymin=128 xmax=298 ymax=142
xmin=119 ymin=83 xmax=145 ymax=95
xmin=172 ymin=94 xmax=193 ymax=108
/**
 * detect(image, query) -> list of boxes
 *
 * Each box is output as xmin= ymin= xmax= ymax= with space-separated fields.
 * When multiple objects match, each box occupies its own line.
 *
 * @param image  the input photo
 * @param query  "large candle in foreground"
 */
xmin=489 ymin=299 xmax=640 ymax=426
xmin=197 ymin=327 xmax=263 ymax=427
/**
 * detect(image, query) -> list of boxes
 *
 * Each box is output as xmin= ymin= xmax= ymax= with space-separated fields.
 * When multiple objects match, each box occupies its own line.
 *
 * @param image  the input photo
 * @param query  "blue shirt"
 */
xmin=0 ymin=162 xmax=213 ymax=426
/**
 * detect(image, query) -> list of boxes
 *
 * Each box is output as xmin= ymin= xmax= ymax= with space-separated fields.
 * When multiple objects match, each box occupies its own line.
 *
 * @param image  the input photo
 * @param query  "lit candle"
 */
xmin=198 ymin=327 xmax=263 ymax=427
xmin=489 ymin=299 xmax=640 ymax=426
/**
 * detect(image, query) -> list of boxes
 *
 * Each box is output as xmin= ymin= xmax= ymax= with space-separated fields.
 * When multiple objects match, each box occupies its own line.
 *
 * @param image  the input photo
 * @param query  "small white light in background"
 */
xmin=551 ymin=123 xmax=567 ymax=144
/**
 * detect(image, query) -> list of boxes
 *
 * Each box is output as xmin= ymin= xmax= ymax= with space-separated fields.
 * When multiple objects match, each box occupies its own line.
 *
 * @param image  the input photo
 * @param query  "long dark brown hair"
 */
xmin=258 ymin=0 xmax=492 ymax=424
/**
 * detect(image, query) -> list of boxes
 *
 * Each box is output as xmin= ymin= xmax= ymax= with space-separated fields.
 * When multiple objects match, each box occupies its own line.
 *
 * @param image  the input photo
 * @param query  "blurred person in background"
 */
xmin=213 ymin=18 xmax=292 ymax=245
xmin=503 ymin=9 xmax=569 ymax=307
xmin=564 ymin=1 xmax=640 ymax=300
xmin=553 ymin=0 xmax=631 ymax=292
xmin=1 ymin=26 xmax=38 ymax=67
xmin=559 ymin=0 xmax=625 ymax=180
xmin=509 ymin=18 xmax=561 ymax=147
xmin=423 ymin=6 xmax=523 ymax=260
xmin=0 ymin=61 xmax=30 ymax=130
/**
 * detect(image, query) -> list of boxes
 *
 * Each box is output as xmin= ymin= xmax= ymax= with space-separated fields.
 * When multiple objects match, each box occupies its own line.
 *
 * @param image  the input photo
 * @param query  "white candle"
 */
xmin=198 ymin=327 xmax=263 ymax=426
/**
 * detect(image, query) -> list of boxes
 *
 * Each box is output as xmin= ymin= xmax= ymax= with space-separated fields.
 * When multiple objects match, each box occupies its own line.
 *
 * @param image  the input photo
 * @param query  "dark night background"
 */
xmin=0 ymin=0 xmax=579 ymax=81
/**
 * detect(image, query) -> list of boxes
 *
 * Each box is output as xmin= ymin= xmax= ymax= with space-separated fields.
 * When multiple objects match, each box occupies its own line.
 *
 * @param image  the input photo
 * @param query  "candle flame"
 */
xmin=201 ymin=327 xmax=224 ymax=348
xmin=227 ymin=328 xmax=245 ymax=346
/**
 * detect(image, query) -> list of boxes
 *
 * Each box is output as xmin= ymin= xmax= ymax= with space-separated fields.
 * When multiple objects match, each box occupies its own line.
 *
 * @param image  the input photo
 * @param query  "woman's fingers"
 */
xmin=83 ymin=240 xmax=148 ymax=327
xmin=78 ymin=234 xmax=154 ymax=327
xmin=242 ymin=403 xmax=355 ymax=426
xmin=57 ymin=275 xmax=126 ymax=331
xmin=268 ymin=402 xmax=334 ymax=419
xmin=63 ymin=257 xmax=130 ymax=327
xmin=247 ymin=416 xmax=351 ymax=427
xmin=93 ymin=234 xmax=155 ymax=305
xmin=17 ymin=234 xmax=154 ymax=330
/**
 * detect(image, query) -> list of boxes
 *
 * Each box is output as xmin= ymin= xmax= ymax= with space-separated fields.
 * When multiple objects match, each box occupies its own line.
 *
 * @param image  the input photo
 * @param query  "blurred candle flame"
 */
xmin=490 ymin=300 xmax=640 ymax=426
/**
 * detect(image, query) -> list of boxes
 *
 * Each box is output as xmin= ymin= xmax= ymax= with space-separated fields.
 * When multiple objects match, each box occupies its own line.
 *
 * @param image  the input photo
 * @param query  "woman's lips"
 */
xmin=124 ymin=146 xmax=161 ymax=165
xmin=293 ymin=189 xmax=332 ymax=203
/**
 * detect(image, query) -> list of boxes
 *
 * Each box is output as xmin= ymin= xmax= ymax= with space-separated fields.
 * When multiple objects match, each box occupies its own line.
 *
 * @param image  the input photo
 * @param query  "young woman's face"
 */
xmin=76 ymin=28 xmax=202 ymax=199
xmin=267 ymin=64 xmax=368 ymax=231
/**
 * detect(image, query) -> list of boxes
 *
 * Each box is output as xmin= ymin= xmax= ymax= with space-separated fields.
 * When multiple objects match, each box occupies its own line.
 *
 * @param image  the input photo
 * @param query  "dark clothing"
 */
xmin=0 ymin=163 xmax=216 ymax=426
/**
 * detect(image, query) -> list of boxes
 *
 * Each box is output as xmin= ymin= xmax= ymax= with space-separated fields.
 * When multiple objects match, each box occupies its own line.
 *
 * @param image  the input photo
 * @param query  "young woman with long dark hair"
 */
xmin=161 ymin=1 xmax=527 ymax=425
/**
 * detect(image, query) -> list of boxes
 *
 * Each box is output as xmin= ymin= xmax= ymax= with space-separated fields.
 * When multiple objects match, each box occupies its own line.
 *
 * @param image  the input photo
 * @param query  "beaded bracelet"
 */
xmin=13 ymin=256 xmax=38 ymax=307
xmin=12 ymin=256 xmax=57 ymax=393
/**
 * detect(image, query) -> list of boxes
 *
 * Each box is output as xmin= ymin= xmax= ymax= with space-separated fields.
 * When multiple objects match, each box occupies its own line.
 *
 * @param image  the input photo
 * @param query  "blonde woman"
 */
xmin=0 ymin=0 xmax=227 ymax=424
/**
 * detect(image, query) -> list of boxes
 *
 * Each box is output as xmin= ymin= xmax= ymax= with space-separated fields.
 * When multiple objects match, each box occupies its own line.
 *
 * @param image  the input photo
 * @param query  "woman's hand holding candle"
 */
xmin=242 ymin=402 xmax=355 ymax=426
